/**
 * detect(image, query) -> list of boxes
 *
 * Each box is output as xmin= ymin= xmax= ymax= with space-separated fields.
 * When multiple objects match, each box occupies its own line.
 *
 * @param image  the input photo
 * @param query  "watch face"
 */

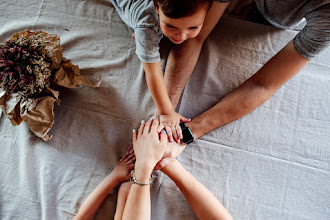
xmin=182 ymin=127 xmax=194 ymax=144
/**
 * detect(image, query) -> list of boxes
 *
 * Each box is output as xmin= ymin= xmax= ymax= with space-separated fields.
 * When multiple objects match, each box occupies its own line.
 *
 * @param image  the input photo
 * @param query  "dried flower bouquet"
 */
xmin=0 ymin=30 xmax=100 ymax=141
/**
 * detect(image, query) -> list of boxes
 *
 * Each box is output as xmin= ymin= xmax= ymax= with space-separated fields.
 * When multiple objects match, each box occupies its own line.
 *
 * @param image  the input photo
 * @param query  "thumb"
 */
xmin=180 ymin=115 xmax=191 ymax=123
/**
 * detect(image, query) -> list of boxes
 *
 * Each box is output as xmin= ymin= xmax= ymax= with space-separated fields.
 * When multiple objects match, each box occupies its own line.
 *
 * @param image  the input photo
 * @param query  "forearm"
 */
xmin=122 ymin=165 xmax=153 ymax=220
xmin=162 ymin=160 xmax=232 ymax=220
xmin=186 ymin=40 xmax=310 ymax=140
xmin=75 ymin=173 xmax=119 ymax=220
xmin=143 ymin=62 xmax=173 ymax=114
xmin=187 ymin=78 xmax=271 ymax=139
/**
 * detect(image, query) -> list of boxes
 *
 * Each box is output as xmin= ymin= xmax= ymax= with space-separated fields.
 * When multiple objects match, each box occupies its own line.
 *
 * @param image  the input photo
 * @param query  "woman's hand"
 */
xmin=133 ymin=119 xmax=167 ymax=177
xmin=157 ymin=111 xmax=191 ymax=143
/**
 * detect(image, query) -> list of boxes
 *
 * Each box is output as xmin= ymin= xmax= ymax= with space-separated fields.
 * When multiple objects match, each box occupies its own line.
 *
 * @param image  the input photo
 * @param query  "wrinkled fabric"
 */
xmin=0 ymin=1 xmax=329 ymax=220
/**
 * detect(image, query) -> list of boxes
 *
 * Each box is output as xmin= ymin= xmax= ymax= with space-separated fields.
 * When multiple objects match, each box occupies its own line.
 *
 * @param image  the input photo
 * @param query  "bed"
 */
xmin=1 ymin=0 xmax=329 ymax=219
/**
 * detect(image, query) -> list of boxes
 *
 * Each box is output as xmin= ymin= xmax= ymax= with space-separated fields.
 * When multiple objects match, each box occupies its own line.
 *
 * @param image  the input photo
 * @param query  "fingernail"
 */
xmin=141 ymin=120 xmax=144 ymax=124
xmin=155 ymin=115 xmax=157 ymax=118
xmin=162 ymin=130 xmax=166 ymax=134
xmin=133 ymin=129 xmax=136 ymax=132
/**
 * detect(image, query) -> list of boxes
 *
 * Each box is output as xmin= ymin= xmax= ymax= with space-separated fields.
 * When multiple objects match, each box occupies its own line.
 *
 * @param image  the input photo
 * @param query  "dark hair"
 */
xmin=153 ymin=0 xmax=213 ymax=19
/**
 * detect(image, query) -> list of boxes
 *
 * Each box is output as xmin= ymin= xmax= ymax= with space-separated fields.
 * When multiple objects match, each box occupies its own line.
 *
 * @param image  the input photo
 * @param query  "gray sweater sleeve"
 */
xmin=294 ymin=5 xmax=330 ymax=59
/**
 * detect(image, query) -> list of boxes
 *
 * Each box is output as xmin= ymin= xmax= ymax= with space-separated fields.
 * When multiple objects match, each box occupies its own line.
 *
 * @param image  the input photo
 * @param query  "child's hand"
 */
xmin=112 ymin=149 xmax=136 ymax=183
xmin=157 ymin=111 xmax=191 ymax=143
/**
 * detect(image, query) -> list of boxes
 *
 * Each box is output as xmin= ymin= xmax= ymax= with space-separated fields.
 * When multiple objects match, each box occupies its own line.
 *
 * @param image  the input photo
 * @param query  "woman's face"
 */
xmin=157 ymin=5 xmax=207 ymax=44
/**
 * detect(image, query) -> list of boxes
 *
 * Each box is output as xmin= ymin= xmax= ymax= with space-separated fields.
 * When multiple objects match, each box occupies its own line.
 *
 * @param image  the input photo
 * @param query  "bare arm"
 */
xmin=143 ymin=61 xmax=173 ymax=115
xmin=161 ymin=159 xmax=233 ymax=220
xmin=165 ymin=1 xmax=229 ymax=108
xmin=74 ymin=153 xmax=135 ymax=220
xmin=74 ymin=174 xmax=119 ymax=220
xmin=121 ymin=168 xmax=153 ymax=220
xmin=122 ymin=119 xmax=167 ymax=220
xmin=187 ymin=40 xmax=311 ymax=139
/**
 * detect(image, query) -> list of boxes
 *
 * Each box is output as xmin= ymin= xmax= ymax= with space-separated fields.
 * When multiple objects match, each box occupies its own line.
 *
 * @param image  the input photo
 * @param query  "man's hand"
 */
xmin=154 ymin=141 xmax=187 ymax=170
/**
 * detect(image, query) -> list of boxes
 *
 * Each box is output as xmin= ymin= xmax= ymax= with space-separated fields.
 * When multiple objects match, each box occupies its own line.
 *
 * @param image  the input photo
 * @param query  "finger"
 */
xmin=165 ymin=126 xmax=173 ymax=142
xmin=176 ymin=124 xmax=183 ymax=140
xmin=119 ymin=155 xmax=125 ymax=162
xmin=120 ymin=152 xmax=130 ymax=161
xmin=156 ymin=124 xmax=164 ymax=133
xmin=126 ymin=143 xmax=133 ymax=154
xmin=150 ymin=117 xmax=159 ymax=132
xmin=143 ymin=119 xmax=153 ymax=134
xmin=133 ymin=129 xmax=137 ymax=142
xmin=138 ymin=120 xmax=145 ymax=137
xmin=171 ymin=126 xmax=179 ymax=143
xmin=180 ymin=115 xmax=191 ymax=123
xmin=128 ymin=163 xmax=135 ymax=169
xmin=128 ymin=157 xmax=136 ymax=165
xmin=125 ymin=153 xmax=135 ymax=162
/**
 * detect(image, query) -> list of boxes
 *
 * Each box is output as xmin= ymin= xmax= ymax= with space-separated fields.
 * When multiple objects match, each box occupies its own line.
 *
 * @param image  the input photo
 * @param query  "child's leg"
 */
xmin=114 ymin=181 xmax=132 ymax=220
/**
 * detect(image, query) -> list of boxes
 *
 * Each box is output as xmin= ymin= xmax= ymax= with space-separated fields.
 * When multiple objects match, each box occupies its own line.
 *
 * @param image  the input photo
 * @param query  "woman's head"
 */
xmin=153 ymin=0 xmax=212 ymax=44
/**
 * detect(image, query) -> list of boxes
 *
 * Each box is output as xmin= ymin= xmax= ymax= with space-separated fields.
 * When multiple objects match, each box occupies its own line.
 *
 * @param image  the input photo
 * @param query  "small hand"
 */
xmin=156 ymin=111 xmax=191 ymax=143
xmin=112 ymin=150 xmax=136 ymax=183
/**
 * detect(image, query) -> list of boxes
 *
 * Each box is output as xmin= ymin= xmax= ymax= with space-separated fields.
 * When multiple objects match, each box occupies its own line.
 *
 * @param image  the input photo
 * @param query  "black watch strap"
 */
xmin=180 ymin=122 xmax=194 ymax=144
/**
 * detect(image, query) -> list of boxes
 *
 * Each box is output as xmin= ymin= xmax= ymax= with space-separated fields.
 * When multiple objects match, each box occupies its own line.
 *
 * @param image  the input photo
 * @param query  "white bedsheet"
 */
xmin=0 ymin=0 xmax=329 ymax=219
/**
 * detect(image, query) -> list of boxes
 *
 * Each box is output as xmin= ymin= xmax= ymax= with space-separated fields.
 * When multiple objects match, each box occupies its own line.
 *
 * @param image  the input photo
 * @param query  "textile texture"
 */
xmin=0 ymin=0 xmax=329 ymax=219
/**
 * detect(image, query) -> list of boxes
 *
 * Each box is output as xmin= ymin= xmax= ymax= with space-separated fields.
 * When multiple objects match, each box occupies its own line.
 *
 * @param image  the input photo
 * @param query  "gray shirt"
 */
xmin=110 ymin=0 xmax=163 ymax=63
xmin=256 ymin=0 xmax=330 ymax=59
xmin=217 ymin=0 xmax=330 ymax=59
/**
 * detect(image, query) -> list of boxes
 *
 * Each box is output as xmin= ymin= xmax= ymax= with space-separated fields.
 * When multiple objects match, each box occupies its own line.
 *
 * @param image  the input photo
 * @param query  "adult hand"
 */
xmin=154 ymin=141 xmax=187 ymax=170
xmin=133 ymin=119 xmax=167 ymax=172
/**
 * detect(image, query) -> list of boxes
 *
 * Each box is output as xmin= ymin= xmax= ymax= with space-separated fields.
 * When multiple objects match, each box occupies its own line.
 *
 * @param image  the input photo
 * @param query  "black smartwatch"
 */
xmin=180 ymin=122 xmax=194 ymax=144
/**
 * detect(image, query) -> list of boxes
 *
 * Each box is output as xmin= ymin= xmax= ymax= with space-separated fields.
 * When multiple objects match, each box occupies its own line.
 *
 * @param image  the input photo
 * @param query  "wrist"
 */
xmin=160 ymin=159 xmax=178 ymax=173
xmin=107 ymin=172 xmax=121 ymax=185
xmin=184 ymin=120 xmax=199 ymax=141
xmin=134 ymin=163 xmax=154 ymax=182
xmin=157 ymin=100 xmax=175 ymax=115
xmin=158 ymin=107 xmax=174 ymax=115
